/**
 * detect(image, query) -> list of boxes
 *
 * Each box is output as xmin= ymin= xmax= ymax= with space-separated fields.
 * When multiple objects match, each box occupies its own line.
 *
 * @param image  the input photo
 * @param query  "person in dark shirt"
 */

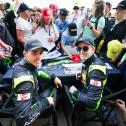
xmin=65 ymin=37 xmax=107 ymax=110
xmin=100 ymin=0 xmax=126 ymax=65
xmin=12 ymin=39 xmax=62 ymax=126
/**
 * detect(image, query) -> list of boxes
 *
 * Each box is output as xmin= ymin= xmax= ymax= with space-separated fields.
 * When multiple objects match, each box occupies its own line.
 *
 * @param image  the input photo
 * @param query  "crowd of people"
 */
xmin=0 ymin=0 xmax=126 ymax=125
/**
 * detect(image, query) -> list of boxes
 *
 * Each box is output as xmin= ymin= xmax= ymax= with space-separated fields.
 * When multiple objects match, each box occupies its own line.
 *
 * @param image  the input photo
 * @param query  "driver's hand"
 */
xmin=54 ymin=77 xmax=62 ymax=88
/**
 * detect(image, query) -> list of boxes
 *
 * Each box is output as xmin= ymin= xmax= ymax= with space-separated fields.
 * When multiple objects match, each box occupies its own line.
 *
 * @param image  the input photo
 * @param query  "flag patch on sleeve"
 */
xmin=90 ymin=79 xmax=101 ymax=87
xmin=17 ymin=93 xmax=31 ymax=101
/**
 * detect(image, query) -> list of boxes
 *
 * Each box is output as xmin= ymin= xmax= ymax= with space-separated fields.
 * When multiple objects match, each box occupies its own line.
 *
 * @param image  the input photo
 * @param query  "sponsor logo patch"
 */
xmin=90 ymin=79 xmax=101 ymax=87
xmin=24 ymin=112 xmax=40 ymax=126
xmin=82 ymin=70 xmax=87 ymax=86
xmin=17 ymin=93 xmax=31 ymax=101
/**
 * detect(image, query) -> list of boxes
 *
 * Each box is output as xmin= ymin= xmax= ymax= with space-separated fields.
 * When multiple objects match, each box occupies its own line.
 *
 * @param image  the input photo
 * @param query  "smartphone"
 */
xmin=0 ymin=48 xmax=11 ymax=57
xmin=5 ymin=50 xmax=11 ymax=57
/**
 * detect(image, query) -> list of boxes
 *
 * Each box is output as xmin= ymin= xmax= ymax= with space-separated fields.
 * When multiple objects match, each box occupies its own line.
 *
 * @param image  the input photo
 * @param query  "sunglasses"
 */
xmin=76 ymin=46 xmax=89 ymax=52
xmin=73 ymin=7 xmax=79 ymax=10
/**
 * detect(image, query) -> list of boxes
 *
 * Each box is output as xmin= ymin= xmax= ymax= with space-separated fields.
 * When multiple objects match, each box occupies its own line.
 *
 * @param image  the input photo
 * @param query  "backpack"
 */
xmin=89 ymin=15 xmax=101 ymax=30
xmin=89 ymin=16 xmax=111 ymax=54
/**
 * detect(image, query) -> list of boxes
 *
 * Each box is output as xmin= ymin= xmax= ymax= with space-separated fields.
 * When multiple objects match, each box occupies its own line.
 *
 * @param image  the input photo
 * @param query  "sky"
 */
xmin=6 ymin=0 xmax=122 ymax=11
xmin=22 ymin=0 xmax=122 ymax=9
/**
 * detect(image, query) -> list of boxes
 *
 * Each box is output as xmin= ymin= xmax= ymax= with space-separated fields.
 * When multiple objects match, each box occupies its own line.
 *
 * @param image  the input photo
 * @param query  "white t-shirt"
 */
xmin=31 ymin=24 xmax=59 ymax=51
xmin=16 ymin=17 xmax=32 ymax=42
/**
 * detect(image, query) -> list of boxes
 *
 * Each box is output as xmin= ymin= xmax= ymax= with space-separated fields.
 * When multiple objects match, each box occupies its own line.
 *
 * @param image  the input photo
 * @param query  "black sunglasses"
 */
xmin=73 ymin=7 xmax=79 ymax=10
xmin=76 ymin=46 xmax=89 ymax=52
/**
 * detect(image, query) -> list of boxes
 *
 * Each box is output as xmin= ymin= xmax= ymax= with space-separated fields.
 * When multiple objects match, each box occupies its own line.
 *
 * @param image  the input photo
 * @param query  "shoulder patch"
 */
xmin=17 ymin=93 xmax=31 ymax=101
xmin=90 ymin=79 xmax=101 ymax=87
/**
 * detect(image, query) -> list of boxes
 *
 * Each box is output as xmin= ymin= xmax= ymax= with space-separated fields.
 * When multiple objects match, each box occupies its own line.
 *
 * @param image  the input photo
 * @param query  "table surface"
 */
xmin=40 ymin=56 xmax=120 ymax=78
xmin=2 ymin=56 xmax=120 ymax=80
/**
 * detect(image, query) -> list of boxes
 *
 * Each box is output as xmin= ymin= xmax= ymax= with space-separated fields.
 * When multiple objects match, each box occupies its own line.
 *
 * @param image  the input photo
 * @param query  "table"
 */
xmin=2 ymin=56 xmax=121 ymax=91
xmin=41 ymin=57 xmax=121 ymax=91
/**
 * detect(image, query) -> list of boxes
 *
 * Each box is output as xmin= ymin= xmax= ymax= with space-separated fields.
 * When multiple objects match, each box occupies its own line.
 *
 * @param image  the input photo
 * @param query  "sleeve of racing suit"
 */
xmin=76 ymin=69 xmax=106 ymax=109
xmin=14 ymin=81 xmax=49 ymax=126
xmin=37 ymin=70 xmax=56 ymax=83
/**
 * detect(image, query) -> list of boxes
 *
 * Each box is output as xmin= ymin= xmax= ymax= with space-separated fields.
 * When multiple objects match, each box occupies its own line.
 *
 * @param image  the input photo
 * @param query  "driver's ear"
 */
xmin=23 ymin=50 xmax=27 ymax=56
xmin=92 ymin=46 xmax=96 ymax=53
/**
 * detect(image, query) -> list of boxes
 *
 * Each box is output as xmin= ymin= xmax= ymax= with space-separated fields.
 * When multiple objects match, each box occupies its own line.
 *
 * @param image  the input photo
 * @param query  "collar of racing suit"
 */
xmin=20 ymin=58 xmax=37 ymax=72
xmin=83 ymin=54 xmax=96 ymax=67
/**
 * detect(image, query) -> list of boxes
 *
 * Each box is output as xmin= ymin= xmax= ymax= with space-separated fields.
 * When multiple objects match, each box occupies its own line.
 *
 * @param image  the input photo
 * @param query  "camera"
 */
xmin=4 ymin=50 xmax=11 ymax=57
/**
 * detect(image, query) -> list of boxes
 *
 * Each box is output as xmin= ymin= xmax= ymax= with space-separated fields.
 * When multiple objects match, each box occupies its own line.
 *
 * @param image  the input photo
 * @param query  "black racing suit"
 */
xmin=12 ymin=58 xmax=55 ymax=126
xmin=66 ymin=54 xmax=107 ymax=110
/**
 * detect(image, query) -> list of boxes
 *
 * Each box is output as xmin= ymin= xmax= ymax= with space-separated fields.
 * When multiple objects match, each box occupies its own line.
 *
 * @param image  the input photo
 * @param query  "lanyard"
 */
xmin=44 ymin=25 xmax=50 ymax=36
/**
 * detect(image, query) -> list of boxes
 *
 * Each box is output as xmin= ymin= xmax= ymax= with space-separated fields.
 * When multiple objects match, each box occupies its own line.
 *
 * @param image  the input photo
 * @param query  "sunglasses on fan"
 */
xmin=76 ymin=46 xmax=89 ymax=52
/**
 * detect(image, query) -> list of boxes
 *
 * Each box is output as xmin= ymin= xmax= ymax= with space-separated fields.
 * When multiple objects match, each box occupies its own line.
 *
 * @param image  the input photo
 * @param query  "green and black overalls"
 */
xmin=12 ymin=58 xmax=55 ymax=126
xmin=69 ymin=54 xmax=107 ymax=111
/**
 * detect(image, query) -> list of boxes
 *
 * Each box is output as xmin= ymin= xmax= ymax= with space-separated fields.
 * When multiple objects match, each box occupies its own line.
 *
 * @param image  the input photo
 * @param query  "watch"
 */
xmin=90 ymin=26 xmax=93 ymax=30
